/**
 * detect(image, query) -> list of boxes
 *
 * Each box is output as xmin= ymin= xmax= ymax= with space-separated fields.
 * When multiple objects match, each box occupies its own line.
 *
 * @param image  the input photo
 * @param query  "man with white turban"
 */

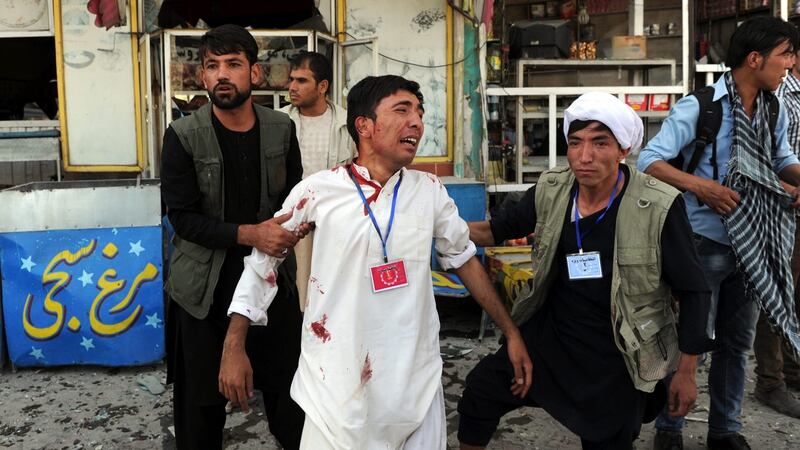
xmin=457 ymin=92 xmax=713 ymax=450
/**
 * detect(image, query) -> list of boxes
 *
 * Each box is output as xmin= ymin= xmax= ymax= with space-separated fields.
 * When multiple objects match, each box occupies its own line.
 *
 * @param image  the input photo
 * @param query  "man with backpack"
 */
xmin=638 ymin=17 xmax=800 ymax=450
xmin=752 ymin=37 xmax=800 ymax=419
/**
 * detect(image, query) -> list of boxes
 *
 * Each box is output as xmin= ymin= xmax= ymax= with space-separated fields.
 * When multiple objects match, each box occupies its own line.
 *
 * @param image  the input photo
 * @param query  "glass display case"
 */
xmin=146 ymin=28 xmax=340 ymax=174
xmin=0 ymin=0 xmax=53 ymax=37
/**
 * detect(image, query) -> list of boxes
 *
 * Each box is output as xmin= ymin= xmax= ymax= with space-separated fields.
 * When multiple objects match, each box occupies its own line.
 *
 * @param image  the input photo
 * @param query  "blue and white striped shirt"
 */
xmin=777 ymin=72 xmax=800 ymax=157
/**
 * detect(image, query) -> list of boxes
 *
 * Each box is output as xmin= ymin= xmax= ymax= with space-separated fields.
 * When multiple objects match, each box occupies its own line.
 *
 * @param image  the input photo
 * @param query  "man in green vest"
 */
xmin=457 ymin=92 xmax=712 ymax=450
xmin=160 ymin=24 xmax=306 ymax=450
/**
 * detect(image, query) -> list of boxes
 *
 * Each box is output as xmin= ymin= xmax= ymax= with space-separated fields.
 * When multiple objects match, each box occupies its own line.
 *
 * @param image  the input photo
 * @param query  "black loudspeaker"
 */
xmin=508 ymin=20 xmax=574 ymax=59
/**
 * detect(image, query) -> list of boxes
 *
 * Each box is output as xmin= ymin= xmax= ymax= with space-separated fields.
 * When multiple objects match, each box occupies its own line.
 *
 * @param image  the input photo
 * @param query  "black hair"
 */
xmin=567 ymin=119 xmax=612 ymax=136
xmin=290 ymin=51 xmax=332 ymax=94
xmin=725 ymin=16 xmax=798 ymax=69
xmin=794 ymin=22 xmax=800 ymax=54
xmin=200 ymin=24 xmax=258 ymax=66
xmin=346 ymin=75 xmax=424 ymax=146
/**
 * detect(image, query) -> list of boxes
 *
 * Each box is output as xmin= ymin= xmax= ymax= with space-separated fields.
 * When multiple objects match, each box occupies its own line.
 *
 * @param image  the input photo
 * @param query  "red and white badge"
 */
xmin=369 ymin=259 xmax=409 ymax=293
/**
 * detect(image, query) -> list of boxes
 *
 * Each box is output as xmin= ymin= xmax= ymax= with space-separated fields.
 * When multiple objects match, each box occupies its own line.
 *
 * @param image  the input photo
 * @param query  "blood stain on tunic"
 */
xmin=311 ymin=314 xmax=331 ymax=343
xmin=309 ymin=276 xmax=325 ymax=294
xmin=264 ymin=270 xmax=276 ymax=286
xmin=360 ymin=353 xmax=373 ymax=385
xmin=296 ymin=197 xmax=308 ymax=210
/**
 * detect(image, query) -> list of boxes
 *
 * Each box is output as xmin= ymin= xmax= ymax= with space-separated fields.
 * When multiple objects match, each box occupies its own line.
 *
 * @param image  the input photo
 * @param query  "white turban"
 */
xmin=563 ymin=92 xmax=644 ymax=153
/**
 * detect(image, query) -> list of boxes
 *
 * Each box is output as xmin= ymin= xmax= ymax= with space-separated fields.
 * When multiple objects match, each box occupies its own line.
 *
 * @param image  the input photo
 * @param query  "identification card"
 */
xmin=370 ymin=259 xmax=409 ymax=292
xmin=565 ymin=251 xmax=603 ymax=280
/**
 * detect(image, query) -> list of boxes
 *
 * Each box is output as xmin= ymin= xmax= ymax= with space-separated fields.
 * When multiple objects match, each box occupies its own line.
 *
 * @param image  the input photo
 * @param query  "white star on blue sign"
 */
xmin=80 ymin=337 xmax=95 ymax=351
xmin=145 ymin=313 xmax=162 ymax=328
xmin=78 ymin=270 xmax=94 ymax=287
xmin=129 ymin=240 xmax=145 ymax=257
xmin=20 ymin=256 xmax=36 ymax=272
xmin=29 ymin=347 xmax=44 ymax=360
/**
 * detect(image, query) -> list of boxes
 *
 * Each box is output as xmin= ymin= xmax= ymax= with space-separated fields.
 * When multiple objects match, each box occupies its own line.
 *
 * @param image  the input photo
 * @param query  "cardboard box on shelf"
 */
xmin=649 ymin=94 xmax=671 ymax=111
xmin=625 ymin=94 xmax=649 ymax=111
xmin=611 ymin=36 xmax=647 ymax=59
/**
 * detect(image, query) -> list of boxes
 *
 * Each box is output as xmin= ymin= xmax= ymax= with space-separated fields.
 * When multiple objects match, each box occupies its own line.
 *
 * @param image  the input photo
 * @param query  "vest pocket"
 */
xmin=617 ymin=247 xmax=660 ymax=296
xmin=194 ymin=158 xmax=221 ymax=213
xmin=168 ymin=238 xmax=213 ymax=307
xmin=629 ymin=303 xmax=679 ymax=382
xmin=634 ymin=324 xmax=679 ymax=383
xmin=266 ymin=149 xmax=287 ymax=197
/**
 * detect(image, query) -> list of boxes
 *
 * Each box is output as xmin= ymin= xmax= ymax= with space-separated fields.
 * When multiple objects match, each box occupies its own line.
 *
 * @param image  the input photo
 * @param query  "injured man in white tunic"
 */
xmin=228 ymin=163 xmax=477 ymax=449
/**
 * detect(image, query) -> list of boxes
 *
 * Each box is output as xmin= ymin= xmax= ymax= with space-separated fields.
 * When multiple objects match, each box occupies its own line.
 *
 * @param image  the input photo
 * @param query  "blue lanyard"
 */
xmin=350 ymin=168 xmax=403 ymax=263
xmin=573 ymin=169 xmax=622 ymax=253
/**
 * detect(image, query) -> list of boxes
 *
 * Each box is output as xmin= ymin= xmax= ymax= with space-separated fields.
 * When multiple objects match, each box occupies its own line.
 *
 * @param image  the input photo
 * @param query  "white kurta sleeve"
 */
xmin=227 ymin=180 xmax=315 ymax=325
xmin=431 ymin=178 xmax=477 ymax=270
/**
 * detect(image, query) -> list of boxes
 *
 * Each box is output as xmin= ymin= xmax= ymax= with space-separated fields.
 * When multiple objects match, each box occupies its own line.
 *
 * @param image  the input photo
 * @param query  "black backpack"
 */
xmin=669 ymin=85 xmax=780 ymax=180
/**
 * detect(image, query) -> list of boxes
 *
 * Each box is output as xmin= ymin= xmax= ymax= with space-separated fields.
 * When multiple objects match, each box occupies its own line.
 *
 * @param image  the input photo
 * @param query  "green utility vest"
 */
xmin=511 ymin=165 xmax=680 ymax=392
xmin=166 ymin=103 xmax=297 ymax=319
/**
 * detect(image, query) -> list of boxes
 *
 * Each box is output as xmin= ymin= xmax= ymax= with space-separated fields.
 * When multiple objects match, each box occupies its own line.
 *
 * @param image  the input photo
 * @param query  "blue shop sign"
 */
xmin=0 ymin=226 xmax=164 ymax=366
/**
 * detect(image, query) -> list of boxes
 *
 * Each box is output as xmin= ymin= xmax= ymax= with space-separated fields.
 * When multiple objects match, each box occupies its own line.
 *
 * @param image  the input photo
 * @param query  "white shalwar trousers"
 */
xmin=298 ymin=384 xmax=446 ymax=450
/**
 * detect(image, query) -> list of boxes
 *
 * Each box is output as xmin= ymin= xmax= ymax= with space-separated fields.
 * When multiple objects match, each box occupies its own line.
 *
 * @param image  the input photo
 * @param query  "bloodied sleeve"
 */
xmin=227 ymin=180 xmax=316 ymax=325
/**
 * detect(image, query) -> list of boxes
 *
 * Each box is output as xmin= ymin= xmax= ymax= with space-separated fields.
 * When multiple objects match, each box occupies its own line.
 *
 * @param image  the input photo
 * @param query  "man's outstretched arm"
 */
xmin=453 ymin=257 xmax=533 ymax=398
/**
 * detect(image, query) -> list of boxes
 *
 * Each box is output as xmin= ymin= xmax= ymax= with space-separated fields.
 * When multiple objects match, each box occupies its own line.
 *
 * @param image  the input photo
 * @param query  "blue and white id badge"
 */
xmin=566 ymin=251 xmax=603 ymax=280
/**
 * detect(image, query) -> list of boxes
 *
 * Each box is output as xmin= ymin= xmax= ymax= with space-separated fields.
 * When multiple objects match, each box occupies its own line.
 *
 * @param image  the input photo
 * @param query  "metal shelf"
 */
xmin=638 ymin=111 xmax=670 ymax=118
xmin=173 ymin=90 xmax=288 ymax=96
xmin=521 ymin=109 xmax=668 ymax=119
xmin=695 ymin=63 xmax=729 ymax=85
xmin=492 ymin=84 xmax=685 ymax=187
xmin=515 ymin=58 xmax=677 ymax=67
xmin=695 ymin=63 xmax=728 ymax=72
xmin=489 ymin=86 xmax=685 ymax=96
xmin=172 ymin=90 xmax=289 ymax=110
xmin=515 ymin=59 xmax=678 ymax=85
xmin=143 ymin=28 xmax=342 ymax=178
xmin=486 ymin=183 xmax=535 ymax=193
xmin=0 ymin=31 xmax=54 ymax=38
xmin=481 ymin=0 xmax=690 ymax=190
xmin=520 ymin=156 xmax=568 ymax=173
